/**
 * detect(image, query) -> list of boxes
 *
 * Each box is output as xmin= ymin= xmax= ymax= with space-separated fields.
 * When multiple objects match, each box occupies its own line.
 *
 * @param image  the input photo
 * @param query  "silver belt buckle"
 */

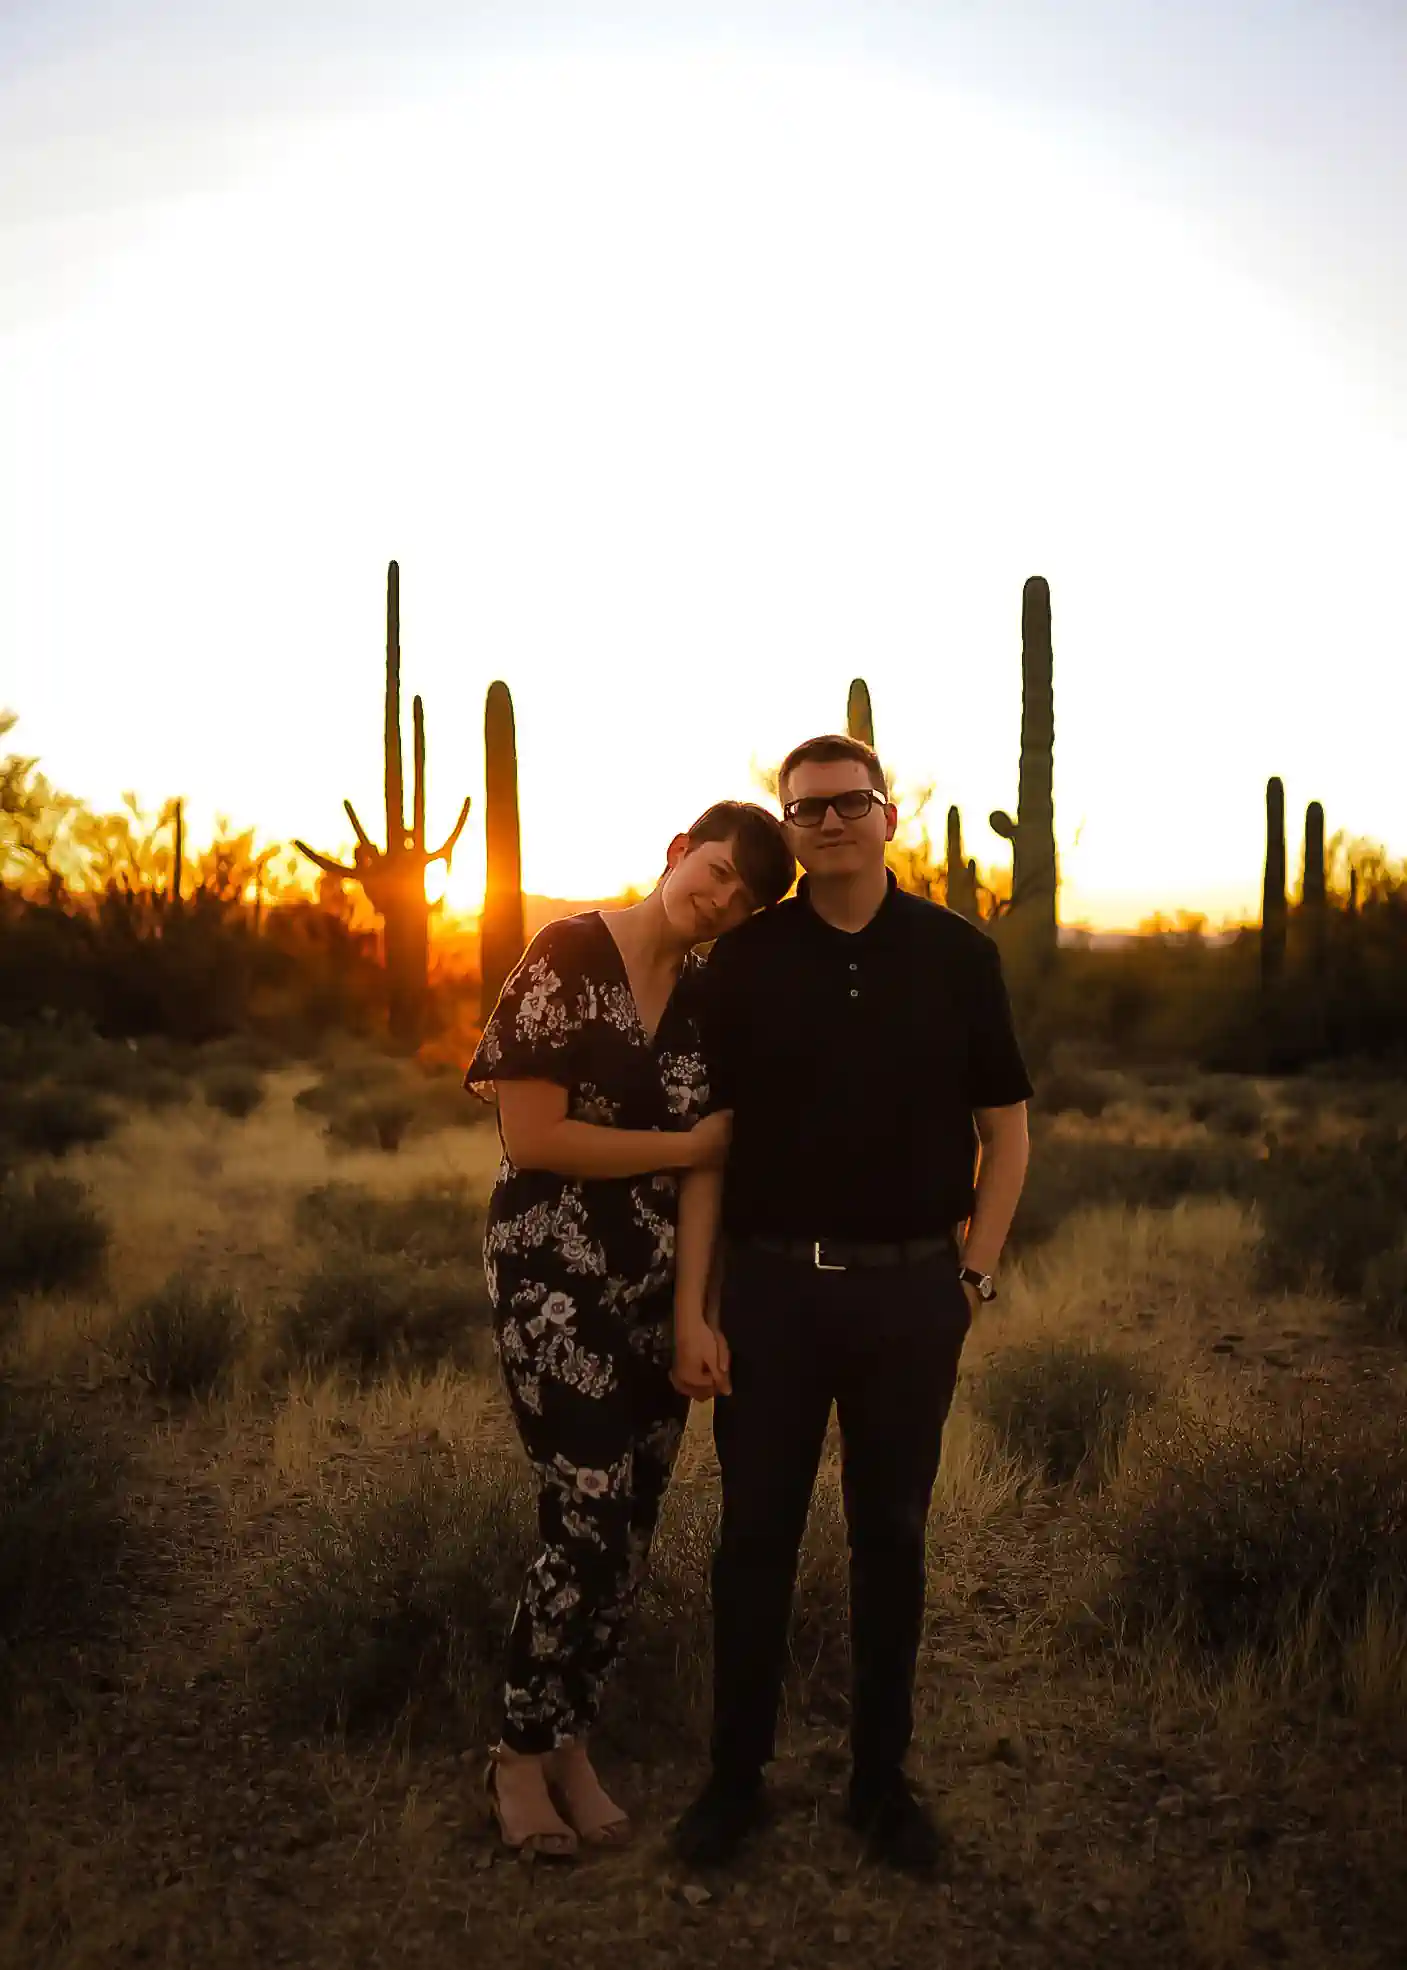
xmin=813 ymin=1240 xmax=847 ymax=1272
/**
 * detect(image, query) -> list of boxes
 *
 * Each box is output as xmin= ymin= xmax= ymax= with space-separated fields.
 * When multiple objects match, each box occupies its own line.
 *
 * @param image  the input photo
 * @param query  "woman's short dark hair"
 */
xmin=685 ymin=801 xmax=795 ymax=907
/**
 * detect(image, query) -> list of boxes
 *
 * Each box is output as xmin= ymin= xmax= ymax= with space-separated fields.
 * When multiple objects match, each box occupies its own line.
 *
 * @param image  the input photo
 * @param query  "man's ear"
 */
xmin=883 ymin=802 xmax=899 ymax=844
xmin=664 ymin=832 xmax=692 ymax=871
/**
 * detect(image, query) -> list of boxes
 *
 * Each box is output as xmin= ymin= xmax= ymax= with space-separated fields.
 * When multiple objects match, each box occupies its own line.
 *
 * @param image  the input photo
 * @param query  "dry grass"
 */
xmin=8 ymin=1069 xmax=502 ymax=1374
xmin=0 ymin=1067 xmax=1404 ymax=1969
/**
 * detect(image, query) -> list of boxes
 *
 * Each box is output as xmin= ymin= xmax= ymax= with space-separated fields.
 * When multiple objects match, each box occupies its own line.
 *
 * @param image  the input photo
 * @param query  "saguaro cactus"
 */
xmin=480 ymin=680 xmax=526 ymax=1020
xmin=990 ymin=576 xmax=1057 ymax=972
xmin=1301 ymin=798 xmax=1327 ymax=974
xmin=1261 ymin=775 xmax=1287 ymax=992
xmin=1302 ymin=801 xmax=1326 ymax=909
xmin=172 ymin=798 xmax=184 ymax=905
xmin=846 ymin=679 xmax=875 ymax=750
xmin=295 ymin=561 xmax=472 ymax=1045
xmin=945 ymin=805 xmax=979 ymax=921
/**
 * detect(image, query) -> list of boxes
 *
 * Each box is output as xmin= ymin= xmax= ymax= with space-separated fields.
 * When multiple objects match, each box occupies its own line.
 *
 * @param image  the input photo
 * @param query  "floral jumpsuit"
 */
xmin=464 ymin=912 xmax=706 ymax=1752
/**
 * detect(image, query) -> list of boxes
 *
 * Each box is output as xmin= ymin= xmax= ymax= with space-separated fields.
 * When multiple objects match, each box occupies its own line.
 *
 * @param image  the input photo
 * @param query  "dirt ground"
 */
xmin=2 ymin=1071 xmax=1405 ymax=1970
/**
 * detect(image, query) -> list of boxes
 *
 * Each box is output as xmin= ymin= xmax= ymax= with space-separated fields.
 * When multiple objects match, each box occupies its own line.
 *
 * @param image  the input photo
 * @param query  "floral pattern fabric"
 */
xmin=463 ymin=912 xmax=707 ymax=1751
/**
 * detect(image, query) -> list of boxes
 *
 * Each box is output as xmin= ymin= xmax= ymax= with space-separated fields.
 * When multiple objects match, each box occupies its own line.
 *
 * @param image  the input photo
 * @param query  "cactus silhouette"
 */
xmin=480 ymin=680 xmax=526 ymax=1020
xmin=1261 ymin=775 xmax=1287 ymax=992
xmin=945 ymin=805 xmax=979 ymax=921
xmin=1302 ymin=801 xmax=1326 ymax=908
xmin=846 ymin=679 xmax=875 ymax=750
xmin=990 ymin=576 xmax=1057 ymax=971
xmin=1301 ymin=798 xmax=1327 ymax=973
xmin=294 ymin=561 xmax=471 ymax=1045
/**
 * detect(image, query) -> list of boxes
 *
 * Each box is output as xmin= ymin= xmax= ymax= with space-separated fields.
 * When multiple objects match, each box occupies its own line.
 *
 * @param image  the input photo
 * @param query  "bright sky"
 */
xmin=3 ymin=2 xmax=1404 ymax=930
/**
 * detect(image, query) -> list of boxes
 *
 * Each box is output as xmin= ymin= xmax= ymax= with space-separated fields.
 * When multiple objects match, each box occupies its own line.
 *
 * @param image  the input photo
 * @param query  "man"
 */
xmin=670 ymin=734 xmax=1033 ymax=1876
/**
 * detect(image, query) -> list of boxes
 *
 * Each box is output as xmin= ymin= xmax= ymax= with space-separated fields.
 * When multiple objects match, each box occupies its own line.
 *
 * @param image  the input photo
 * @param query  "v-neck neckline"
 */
xmin=592 ymin=911 xmax=689 ymax=1052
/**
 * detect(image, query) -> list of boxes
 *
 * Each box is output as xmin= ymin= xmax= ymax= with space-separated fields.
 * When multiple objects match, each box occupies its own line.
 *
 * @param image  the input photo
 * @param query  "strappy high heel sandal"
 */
xmin=543 ymin=1740 xmax=633 ymax=1849
xmin=483 ymin=1748 xmax=579 ymax=1862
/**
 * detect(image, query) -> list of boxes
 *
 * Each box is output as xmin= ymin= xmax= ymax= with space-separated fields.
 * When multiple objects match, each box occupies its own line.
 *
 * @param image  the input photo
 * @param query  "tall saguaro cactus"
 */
xmin=1302 ymin=801 xmax=1326 ymax=909
xmin=945 ymin=805 xmax=979 ymax=921
xmin=1261 ymin=775 xmax=1287 ymax=992
xmin=846 ymin=679 xmax=875 ymax=750
xmin=990 ymin=575 xmax=1057 ymax=973
xmin=294 ymin=561 xmax=472 ymax=1045
xmin=1302 ymin=797 xmax=1327 ymax=973
xmin=480 ymin=680 xmax=526 ymax=1020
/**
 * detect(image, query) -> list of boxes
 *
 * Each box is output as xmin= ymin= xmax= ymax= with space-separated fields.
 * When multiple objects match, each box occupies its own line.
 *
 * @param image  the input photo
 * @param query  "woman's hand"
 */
xmin=671 ymin=1319 xmax=732 ymax=1401
xmin=681 ymin=1108 xmax=733 ymax=1170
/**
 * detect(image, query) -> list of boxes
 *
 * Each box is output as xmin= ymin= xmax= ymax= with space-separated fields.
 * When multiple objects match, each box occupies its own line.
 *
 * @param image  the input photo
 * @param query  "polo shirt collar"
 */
xmin=795 ymin=867 xmax=901 ymax=941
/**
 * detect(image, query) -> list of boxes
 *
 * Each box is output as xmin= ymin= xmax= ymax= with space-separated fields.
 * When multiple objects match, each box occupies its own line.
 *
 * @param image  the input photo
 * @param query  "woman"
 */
xmin=465 ymin=799 xmax=794 ymax=1859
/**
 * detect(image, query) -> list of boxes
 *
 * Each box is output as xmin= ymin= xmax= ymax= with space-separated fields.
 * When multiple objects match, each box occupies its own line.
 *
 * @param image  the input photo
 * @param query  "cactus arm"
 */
xmin=1261 ymin=775 xmax=1288 ymax=990
xmin=989 ymin=810 xmax=1016 ymax=840
xmin=428 ymin=796 xmax=473 ymax=867
xmin=846 ymin=678 xmax=875 ymax=749
xmin=343 ymin=800 xmax=376 ymax=852
xmin=411 ymin=694 xmax=426 ymax=854
xmin=292 ymin=840 xmax=358 ymax=879
xmin=384 ymin=560 xmax=404 ymax=851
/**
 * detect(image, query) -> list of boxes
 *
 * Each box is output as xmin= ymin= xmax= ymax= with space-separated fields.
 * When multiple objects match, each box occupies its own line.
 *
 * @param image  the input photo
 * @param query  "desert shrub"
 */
xmin=1137 ymin=1061 xmax=1197 ymax=1089
xmin=294 ymin=1180 xmax=484 ymax=1267
xmin=295 ymin=1057 xmax=486 ymax=1150
xmin=0 ymin=1170 xmax=108 ymax=1303
xmin=197 ymin=1032 xmax=288 ymax=1074
xmin=1010 ymin=1133 xmax=1257 ymax=1251
xmin=114 ymin=1276 xmax=247 ymax=1396
xmin=293 ymin=1059 xmax=406 ymax=1117
xmin=256 ymin=1447 xmax=534 ymax=1733
xmin=275 ymin=1255 xmax=488 ymax=1375
xmin=1254 ymin=1126 xmax=1407 ymax=1298
xmin=9 ymin=1084 xmax=118 ymax=1157
xmin=1362 ymin=1243 xmax=1407 ymax=1339
xmin=971 ymin=1340 xmax=1163 ymax=1488
xmin=1034 ymin=1067 xmax=1111 ymax=1118
xmin=1187 ymin=1078 xmax=1263 ymax=1136
xmin=0 ymin=1387 xmax=130 ymax=1710
xmin=324 ymin=1093 xmax=417 ymax=1152
xmin=201 ymin=1065 xmax=265 ymax=1119
xmin=1093 ymin=1400 xmax=1407 ymax=1678
xmin=61 ymin=1041 xmax=141 ymax=1096
xmin=131 ymin=1066 xmax=193 ymax=1109
xmin=125 ymin=1033 xmax=200 ymax=1076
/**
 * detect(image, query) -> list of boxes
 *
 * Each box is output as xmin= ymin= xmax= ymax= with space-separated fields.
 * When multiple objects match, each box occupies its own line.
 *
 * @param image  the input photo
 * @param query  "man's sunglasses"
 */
xmin=782 ymin=788 xmax=889 ymax=828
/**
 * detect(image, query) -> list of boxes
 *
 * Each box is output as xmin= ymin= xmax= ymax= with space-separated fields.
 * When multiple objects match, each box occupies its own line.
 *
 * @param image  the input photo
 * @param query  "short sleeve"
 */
xmin=463 ymin=922 xmax=587 ymax=1101
xmin=964 ymin=934 xmax=1035 ymax=1109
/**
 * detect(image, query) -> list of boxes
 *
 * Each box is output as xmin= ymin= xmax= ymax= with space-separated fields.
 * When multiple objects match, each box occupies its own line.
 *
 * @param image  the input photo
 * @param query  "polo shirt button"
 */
xmin=849 ymin=988 xmax=859 ymax=998
xmin=849 ymin=963 xmax=858 ymax=971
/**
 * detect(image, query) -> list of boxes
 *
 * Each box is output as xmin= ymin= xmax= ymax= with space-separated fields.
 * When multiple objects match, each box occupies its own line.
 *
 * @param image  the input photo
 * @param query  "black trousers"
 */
xmin=709 ymin=1239 xmax=971 ymax=1788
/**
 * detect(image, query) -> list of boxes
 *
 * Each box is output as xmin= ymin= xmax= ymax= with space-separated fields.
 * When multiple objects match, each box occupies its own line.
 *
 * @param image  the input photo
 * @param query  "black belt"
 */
xmin=740 ymin=1232 xmax=956 ymax=1272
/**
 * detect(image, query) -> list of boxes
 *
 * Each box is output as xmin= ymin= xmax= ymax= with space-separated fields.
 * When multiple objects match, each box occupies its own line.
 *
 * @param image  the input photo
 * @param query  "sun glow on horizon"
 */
xmin=3 ymin=48 xmax=1403 ymax=936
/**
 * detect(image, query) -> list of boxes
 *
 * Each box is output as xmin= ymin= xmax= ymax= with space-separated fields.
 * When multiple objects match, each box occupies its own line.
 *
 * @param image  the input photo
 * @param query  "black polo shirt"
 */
xmin=694 ymin=870 xmax=1034 ymax=1241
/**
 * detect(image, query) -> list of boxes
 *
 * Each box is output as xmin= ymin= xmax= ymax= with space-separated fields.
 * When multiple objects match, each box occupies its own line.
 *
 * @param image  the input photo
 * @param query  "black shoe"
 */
xmin=845 ymin=1773 xmax=946 ymax=1878
xmin=671 ymin=1771 xmax=770 ymax=1869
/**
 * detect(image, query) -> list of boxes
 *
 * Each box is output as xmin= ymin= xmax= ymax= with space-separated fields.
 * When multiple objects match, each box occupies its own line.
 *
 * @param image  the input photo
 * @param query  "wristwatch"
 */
xmin=959 ymin=1265 xmax=997 ymax=1302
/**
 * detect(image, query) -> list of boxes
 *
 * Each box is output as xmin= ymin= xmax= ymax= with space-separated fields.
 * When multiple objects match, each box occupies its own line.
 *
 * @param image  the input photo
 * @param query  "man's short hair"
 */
xmin=686 ymin=800 xmax=796 ymax=907
xmin=776 ymin=734 xmax=888 ymax=802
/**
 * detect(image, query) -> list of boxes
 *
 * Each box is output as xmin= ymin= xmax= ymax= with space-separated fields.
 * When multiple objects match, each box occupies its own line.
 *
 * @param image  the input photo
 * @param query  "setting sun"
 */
xmin=5 ymin=49 xmax=1402 ymax=932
